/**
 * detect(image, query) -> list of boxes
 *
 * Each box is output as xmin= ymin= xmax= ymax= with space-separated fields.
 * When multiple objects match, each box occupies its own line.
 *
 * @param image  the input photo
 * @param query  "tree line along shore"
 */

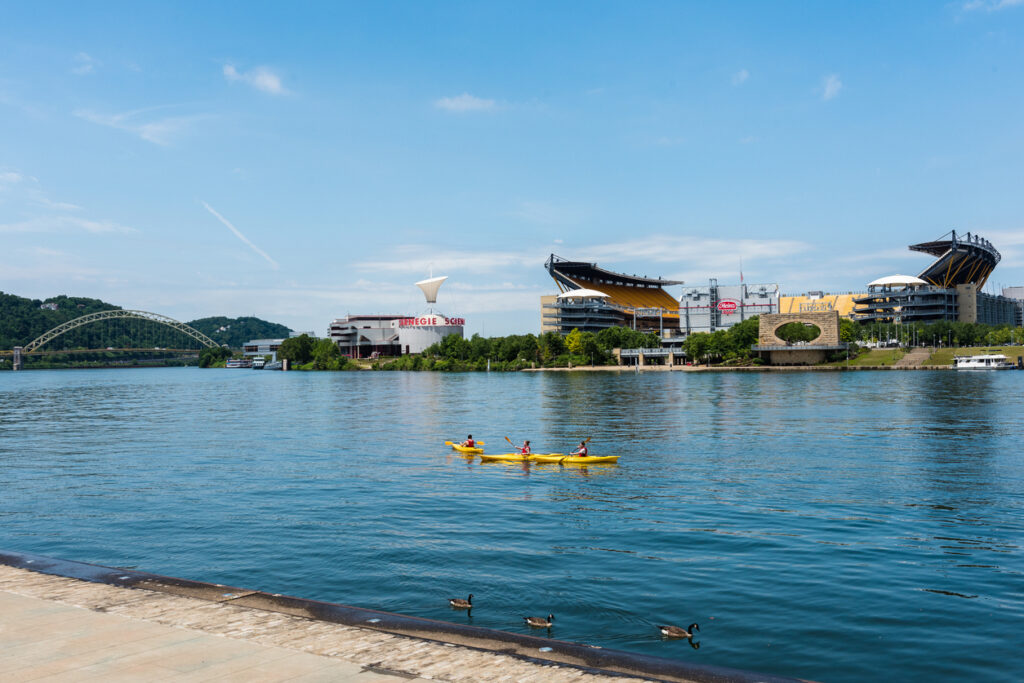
xmin=254 ymin=317 xmax=1024 ymax=372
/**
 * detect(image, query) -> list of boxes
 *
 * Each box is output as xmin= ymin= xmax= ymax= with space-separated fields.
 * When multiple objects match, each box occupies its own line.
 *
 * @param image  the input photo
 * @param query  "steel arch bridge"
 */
xmin=23 ymin=310 xmax=219 ymax=353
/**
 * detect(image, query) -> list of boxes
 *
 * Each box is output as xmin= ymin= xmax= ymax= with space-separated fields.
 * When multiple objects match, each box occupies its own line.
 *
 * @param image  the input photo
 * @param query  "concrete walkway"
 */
xmin=0 ymin=565 xmax=657 ymax=683
xmin=0 ymin=590 xmax=411 ymax=682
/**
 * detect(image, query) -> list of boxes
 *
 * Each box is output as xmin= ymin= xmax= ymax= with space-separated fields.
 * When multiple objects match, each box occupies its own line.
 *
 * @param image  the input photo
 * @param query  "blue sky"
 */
xmin=2 ymin=1 xmax=1024 ymax=336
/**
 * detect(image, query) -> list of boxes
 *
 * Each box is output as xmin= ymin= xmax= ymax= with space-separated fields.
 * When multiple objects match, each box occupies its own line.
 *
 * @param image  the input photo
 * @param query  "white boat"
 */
xmin=953 ymin=354 xmax=1016 ymax=370
xmin=252 ymin=358 xmax=266 ymax=369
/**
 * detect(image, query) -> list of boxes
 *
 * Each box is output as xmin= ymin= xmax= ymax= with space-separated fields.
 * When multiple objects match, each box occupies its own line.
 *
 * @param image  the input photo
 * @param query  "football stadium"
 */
xmin=853 ymin=231 xmax=1020 ymax=325
xmin=541 ymin=254 xmax=682 ymax=335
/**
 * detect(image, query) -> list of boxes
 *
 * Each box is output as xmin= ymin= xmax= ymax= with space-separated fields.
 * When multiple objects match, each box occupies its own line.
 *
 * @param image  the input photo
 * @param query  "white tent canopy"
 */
xmin=867 ymin=275 xmax=929 ymax=288
xmin=415 ymin=276 xmax=448 ymax=304
xmin=557 ymin=288 xmax=611 ymax=299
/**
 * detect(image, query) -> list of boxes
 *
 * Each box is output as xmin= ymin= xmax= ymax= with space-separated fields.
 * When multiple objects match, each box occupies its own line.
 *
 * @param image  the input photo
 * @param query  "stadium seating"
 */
xmin=569 ymin=279 xmax=680 ymax=318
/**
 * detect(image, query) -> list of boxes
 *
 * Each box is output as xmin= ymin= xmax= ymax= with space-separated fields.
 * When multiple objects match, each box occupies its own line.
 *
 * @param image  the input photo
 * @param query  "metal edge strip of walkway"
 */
xmin=0 ymin=549 xmax=808 ymax=683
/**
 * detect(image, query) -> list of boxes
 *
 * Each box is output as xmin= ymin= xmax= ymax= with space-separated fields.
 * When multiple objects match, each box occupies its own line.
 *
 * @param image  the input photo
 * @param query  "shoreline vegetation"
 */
xmin=269 ymin=319 xmax=1024 ymax=373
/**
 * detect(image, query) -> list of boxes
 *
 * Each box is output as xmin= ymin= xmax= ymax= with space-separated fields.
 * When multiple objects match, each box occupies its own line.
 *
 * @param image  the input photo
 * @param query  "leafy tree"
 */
xmin=565 ymin=328 xmax=584 ymax=355
xmin=775 ymin=322 xmax=820 ymax=343
xmin=277 ymin=334 xmax=315 ymax=364
xmin=312 ymin=337 xmax=347 ymax=370
xmin=199 ymin=346 xmax=232 ymax=368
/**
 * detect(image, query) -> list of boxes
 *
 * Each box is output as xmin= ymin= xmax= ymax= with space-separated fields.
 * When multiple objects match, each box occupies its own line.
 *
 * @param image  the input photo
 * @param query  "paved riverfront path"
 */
xmin=0 ymin=565 xmax=660 ymax=683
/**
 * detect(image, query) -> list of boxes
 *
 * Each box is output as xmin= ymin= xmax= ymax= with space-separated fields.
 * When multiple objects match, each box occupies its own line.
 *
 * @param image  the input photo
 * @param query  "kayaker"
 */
xmin=570 ymin=441 xmax=588 ymax=457
xmin=520 ymin=440 xmax=532 ymax=455
xmin=461 ymin=435 xmax=475 ymax=447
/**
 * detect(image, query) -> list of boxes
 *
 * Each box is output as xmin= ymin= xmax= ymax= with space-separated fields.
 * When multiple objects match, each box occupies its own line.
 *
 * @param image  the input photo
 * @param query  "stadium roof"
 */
xmin=545 ymin=254 xmax=683 ymax=288
xmin=909 ymin=230 xmax=1000 ymax=289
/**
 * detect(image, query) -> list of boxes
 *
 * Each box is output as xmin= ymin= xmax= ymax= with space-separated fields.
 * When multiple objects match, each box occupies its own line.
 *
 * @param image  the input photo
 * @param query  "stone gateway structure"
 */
xmin=753 ymin=311 xmax=846 ymax=365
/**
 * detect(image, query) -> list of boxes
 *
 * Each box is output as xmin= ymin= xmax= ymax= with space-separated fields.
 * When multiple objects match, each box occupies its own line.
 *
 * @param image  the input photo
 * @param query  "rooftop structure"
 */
xmin=910 ymin=230 xmax=1000 ymax=289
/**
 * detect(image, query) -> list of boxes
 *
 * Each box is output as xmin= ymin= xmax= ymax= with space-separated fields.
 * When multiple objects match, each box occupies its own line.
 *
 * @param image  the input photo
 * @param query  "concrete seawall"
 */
xmin=0 ymin=550 xmax=807 ymax=683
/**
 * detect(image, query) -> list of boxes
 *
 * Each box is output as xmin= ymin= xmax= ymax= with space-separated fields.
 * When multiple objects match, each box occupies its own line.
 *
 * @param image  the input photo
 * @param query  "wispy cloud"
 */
xmin=75 ymin=106 xmax=208 ymax=145
xmin=822 ymin=73 xmax=843 ymax=101
xmin=201 ymin=201 xmax=279 ymax=270
xmin=0 ymin=215 xmax=135 ymax=234
xmin=434 ymin=93 xmax=497 ymax=112
xmin=0 ymin=169 xmax=81 ymax=210
xmin=222 ymin=64 xmax=288 ymax=95
xmin=738 ymin=135 xmax=757 ymax=144
xmin=0 ymin=170 xmax=25 ymax=185
xmin=963 ymin=0 xmax=1024 ymax=10
xmin=71 ymin=52 xmax=99 ymax=75
xmin=732 ymin=69 xmax=750 ymax=85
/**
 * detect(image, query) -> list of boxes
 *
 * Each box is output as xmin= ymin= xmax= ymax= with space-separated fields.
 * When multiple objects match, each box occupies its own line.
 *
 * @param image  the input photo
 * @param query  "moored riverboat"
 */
xmin=952 ymin=353 xmax=1016 ymax=370
xmin=225 ymin=358 xmax=253 ymax=368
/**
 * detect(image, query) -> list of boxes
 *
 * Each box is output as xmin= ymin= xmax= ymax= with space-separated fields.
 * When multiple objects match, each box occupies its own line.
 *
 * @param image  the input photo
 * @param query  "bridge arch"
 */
xmin=23 ymin=310 xmax=219 ymax=353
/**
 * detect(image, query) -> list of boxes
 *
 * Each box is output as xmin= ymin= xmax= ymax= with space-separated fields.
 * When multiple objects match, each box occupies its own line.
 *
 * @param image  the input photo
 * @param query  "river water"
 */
xmin=1 ymin=368 xmax=1021 ymax=681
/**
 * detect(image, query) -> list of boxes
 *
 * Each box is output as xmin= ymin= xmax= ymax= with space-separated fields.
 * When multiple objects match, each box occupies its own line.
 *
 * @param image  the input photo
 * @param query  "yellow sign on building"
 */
xmin=780 ymin=293 xmax=866 ymax=318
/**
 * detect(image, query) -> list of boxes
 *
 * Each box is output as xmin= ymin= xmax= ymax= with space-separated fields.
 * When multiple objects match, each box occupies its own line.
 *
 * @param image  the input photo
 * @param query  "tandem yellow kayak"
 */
xmin=478 ymin=452 xmax=561 ymax=462
xmin=450 ymin=444 xmax=484 ymax=454
xmin=530 ymin=454 xmax=620 ymax=464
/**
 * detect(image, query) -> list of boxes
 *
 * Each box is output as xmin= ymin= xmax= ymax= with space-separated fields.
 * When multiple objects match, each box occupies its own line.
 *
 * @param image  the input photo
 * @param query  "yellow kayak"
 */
xmin=530 ymin=454 xmax=620 ymax=464
xmin=479 ymin=452 xmax=560 ymax=462
xmin=450 ymin=444 xmax=484 ymax=454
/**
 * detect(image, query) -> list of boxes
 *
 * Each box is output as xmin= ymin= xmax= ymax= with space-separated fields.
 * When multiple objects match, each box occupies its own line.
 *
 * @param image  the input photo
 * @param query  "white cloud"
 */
xmin=74 ymin=107 xmax=207 ymax=145
xmin=738 ymin=135 xmax=757 ymax=144
xmin=222 ymin=64 xmax=288 ymax=95
xmin=71 ymin=52 xmax=99 ymax=75
xmin=732 ymin=69 xmax=750 ymax=85
xmin=822 ymin=74 xmax=843 ymax=101
xmin=434 ymin=93 xmax=497 ymax=112
xmin=0 ymin=215 xmax=136 ymax=234
xmin=963 ymin=0 xmax=1024 ymax=10
xmin=201 ymin=201 xmax=279 ymax=270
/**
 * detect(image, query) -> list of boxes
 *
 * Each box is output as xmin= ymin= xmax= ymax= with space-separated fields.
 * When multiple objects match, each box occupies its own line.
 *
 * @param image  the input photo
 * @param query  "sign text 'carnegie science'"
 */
xmin=398 ymin=316 xmax=465 ymax=328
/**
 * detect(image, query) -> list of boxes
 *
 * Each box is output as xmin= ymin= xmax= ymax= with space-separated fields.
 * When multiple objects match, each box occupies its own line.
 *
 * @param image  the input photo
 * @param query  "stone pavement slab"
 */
xmin=0 ymin=591 xmax=414 ymax=682
xmin=0 ymin=565 xmax=660 ymax=682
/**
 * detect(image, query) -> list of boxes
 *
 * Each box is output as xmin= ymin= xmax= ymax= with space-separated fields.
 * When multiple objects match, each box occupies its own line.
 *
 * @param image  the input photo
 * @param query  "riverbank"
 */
xmin=0 ymin=551 xmax=794 ymax=683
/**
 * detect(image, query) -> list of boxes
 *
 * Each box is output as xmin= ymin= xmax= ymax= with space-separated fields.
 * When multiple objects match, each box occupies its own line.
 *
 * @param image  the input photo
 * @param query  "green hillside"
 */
xmin=0 ymin=292 xmax=119 ymax=349
xmin=0 ymin=292 xmax=292 ymax=351
xmin=187 ymin=316 xmax=293 ymax=348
